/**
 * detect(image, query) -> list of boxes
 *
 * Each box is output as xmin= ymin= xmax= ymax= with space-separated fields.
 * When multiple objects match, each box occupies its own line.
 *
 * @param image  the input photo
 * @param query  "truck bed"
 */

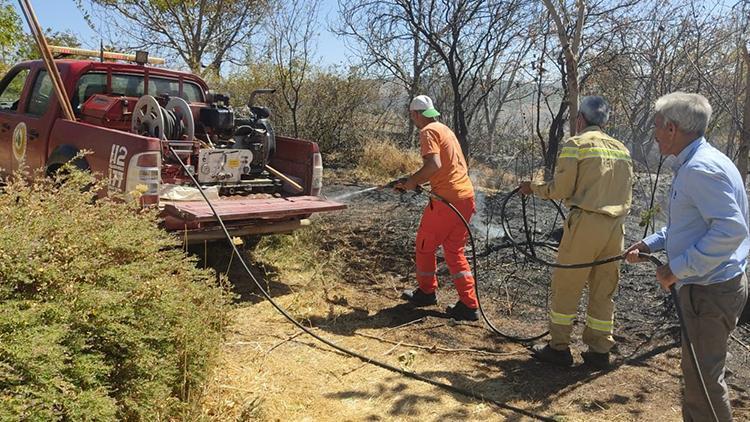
xmin=162 ymin=195 xmax=345 ymax=222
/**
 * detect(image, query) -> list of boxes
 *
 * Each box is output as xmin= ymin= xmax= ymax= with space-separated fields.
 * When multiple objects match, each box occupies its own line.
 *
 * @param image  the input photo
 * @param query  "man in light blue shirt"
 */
xmin=626 ymin=92 xmax=749 ymax=422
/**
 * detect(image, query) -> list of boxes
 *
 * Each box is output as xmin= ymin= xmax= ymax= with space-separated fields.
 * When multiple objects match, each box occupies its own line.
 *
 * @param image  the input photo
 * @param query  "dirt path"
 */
xmin=197 ymin=183 xmax=750 ymax=421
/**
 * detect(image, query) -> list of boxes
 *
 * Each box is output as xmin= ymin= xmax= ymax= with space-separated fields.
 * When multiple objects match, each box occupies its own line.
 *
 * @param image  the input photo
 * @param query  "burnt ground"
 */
xmin=198 ymin=175 xmax=750 ymax=421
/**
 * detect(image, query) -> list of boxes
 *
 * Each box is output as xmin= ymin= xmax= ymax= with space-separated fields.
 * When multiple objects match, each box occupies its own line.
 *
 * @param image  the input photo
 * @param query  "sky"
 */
xmin=13 ymin=0 xmax=351 ymax=68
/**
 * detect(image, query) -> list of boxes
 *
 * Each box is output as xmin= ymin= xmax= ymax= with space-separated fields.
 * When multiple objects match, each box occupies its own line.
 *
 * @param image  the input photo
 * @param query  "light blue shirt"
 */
xmin=643 ymin=137 xmax=750 ymax=286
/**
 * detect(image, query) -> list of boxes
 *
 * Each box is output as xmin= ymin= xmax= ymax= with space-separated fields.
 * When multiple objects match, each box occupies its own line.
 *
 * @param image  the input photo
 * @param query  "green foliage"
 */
xmin=217 ymin=63 xmax=383 ymax=165
xmin=0 ymin=0 xmax=23 ymax=66
xmin=16 ymin=30 xmax=82 ymax=61
xmin=0 ymin=2 xmax=80 ymax=68
xmin=77 ymin=0 xmax=271 ymax=75
xmin=639 ymin=204 xmax=662 ymax=228
xmin=0 ymin=170 xmax=230 ymax=421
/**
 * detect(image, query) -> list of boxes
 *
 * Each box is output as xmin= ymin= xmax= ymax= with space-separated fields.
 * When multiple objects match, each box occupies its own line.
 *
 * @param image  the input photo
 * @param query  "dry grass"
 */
xmin=349 ymin=139 xmax=423 ymax=184
xmin=469 ymin=162 xmax=547 ymax=192
xmin=342 ymin=140 xmax=527 ymax=193
xmin=196 ymin=199 xmax=698 ymax=422
xmin=198 ymin=267 xmax=687 ymax=422
xmin=469 ymin=161 xmax=517 ymax=191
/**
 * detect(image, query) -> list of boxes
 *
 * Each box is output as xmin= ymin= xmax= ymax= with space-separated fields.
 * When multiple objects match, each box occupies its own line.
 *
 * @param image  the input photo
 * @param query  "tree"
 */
xmin=17 ymin=30 xmax=81 ymax=61
xmin=737 ymin=42 xmax=750 ymax=182
xmin=534 ymin=0 xmax=641 ymax=173
xmin=336 ymin=0 xmax=437 ymax=147
xmin=76 ymin=0 xmax=271 ymax=75
xmin=0 ymin=0 xmax=23 ymax=72
xmin=268 ymin=0 xmax=320 ymax=138
xmin=541 ymin=0 xmax=585 ymax=137
xmin=358 ymin=0 xmax=535 ymax=160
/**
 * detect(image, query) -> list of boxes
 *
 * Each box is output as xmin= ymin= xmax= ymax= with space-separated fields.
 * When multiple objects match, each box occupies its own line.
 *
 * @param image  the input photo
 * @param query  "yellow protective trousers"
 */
xmin=549 ymin=208 xmax=625 ymax=353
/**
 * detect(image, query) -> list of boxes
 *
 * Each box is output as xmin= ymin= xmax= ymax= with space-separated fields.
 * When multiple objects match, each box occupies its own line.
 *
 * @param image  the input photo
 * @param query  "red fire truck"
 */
xmin=0 ymin=50 xmax=344 ymax=243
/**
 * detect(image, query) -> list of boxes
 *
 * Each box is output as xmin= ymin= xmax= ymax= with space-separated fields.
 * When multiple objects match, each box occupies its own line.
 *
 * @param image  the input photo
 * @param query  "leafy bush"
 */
xmin=0 ymin=170 xmax=229 ymax=421
xmin=216 ymin=63 xmax=384 ymax=164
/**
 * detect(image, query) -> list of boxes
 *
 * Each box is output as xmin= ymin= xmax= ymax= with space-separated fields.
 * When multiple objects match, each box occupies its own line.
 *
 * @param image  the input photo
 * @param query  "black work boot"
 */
xmin=445 ymin=301 xmax=479 ymax=321
xmin=530 ymin=343 xmax=573 ymax=367
xmin=581 ymin=350 xmax=611 ymax=370
xmin=401 ymin=288 xmax=437 ymax=307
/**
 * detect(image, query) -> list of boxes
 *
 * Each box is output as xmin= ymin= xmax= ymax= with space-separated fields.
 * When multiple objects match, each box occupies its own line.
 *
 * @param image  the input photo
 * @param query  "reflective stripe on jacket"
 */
xmin=531 ymin=126 xmax=633 ymax=218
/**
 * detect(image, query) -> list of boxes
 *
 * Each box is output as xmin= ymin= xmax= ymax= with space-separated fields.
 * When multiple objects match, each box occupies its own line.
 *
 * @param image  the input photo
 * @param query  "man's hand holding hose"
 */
xmin=393 ymin=177 xmax=420 ymax=192
xmin=624 ymin=241 xmax=678 ymax=291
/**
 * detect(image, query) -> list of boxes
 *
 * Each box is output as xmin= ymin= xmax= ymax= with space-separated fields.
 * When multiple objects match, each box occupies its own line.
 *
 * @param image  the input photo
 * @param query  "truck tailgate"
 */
xmin=162 ymin=196 xmax=346 ymax=222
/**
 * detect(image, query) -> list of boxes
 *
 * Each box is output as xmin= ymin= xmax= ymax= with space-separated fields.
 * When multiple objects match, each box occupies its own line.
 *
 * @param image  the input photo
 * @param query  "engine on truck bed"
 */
xmin=82 ymin=88 xmax=283 ymax=196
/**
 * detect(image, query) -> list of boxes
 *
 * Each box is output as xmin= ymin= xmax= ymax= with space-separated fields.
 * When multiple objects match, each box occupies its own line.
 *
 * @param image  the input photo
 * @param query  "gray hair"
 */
xmin=579 ymin=96 xmax=610 ymax=126
xmin=654 ymin=92 xmax=712 ymax=135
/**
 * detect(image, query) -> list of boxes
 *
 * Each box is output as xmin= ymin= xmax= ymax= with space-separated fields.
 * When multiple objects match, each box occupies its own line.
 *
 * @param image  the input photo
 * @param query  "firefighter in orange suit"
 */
xmin=519 ymin=96 xmax=633 ymax=368
xmin=395 ymin=95 xmax=478 ymax=321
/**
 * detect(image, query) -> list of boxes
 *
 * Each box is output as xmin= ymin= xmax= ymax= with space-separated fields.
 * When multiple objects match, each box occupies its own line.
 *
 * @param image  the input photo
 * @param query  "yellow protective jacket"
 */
xmin=531 ymin=126 xmax=633 ymax=218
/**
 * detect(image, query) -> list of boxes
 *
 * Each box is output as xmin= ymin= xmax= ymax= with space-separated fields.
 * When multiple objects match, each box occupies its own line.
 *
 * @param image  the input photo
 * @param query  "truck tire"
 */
xmin=46 ymin=146 xmax=90 ymax=178
xmin=241 ymin=235 xmax=263 ymax=250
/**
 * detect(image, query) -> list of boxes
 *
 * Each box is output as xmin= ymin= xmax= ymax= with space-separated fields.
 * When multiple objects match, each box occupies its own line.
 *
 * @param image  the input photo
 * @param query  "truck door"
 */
xmin=0 ymin=66 xmax=31 ymax=176
xmin=11 ymin=69 xmax=57 ymax=173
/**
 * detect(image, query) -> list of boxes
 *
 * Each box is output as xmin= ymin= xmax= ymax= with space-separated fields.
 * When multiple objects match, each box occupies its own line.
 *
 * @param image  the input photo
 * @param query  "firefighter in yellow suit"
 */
xmin=519 ymin=96 xmax=633 ymax=369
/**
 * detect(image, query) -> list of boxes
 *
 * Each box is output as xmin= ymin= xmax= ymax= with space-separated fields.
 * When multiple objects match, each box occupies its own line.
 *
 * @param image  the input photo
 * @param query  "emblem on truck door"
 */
xmin=12 ymin=122 xmax=27 ymax=162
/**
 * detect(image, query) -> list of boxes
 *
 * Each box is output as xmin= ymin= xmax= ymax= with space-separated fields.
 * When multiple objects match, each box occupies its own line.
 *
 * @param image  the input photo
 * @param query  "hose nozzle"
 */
xmin=382 ymin=177 xmax=423 ymax=194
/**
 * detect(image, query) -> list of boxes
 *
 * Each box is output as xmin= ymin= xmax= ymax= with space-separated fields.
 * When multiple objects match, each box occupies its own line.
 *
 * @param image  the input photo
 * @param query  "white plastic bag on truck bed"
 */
xmin=160 ymin=184 xmax=219 ymax=201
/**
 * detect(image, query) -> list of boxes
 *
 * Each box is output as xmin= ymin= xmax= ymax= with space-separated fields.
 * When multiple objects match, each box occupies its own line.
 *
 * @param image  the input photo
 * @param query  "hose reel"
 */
xmin=130 ymin=95 xmax=194 ymax=141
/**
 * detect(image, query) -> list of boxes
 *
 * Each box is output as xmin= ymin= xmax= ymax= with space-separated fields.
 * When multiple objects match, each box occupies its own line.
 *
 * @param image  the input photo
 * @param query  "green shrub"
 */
xmin=0 ymin=170 xmax=230 ymax=421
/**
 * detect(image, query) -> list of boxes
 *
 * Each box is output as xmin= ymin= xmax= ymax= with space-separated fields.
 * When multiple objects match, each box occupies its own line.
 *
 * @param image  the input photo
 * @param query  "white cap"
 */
xmin=409 ymin=95 xmax=440 ymax=118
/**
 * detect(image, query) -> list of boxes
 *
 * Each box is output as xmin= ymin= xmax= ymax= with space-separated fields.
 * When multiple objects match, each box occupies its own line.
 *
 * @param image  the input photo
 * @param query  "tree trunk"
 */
xmin=565 ymin=58 xmax=579 ymax=136
xmin=545 ymin=100 xmax=568 ymax=178
xmin=738 ymin=44 xmax=750 ymax=184
xmin=452 ymin=90 xmax=470 ymax=164
xmin=406 ymin=36 xmax=422 ymax=148
xmin=292 ymin=112 xmax=299 ymax=139
xmin=456 ymin=106 xmax=470 ymax=164
xmin=541 ymin=0 xmax=585 ymax=137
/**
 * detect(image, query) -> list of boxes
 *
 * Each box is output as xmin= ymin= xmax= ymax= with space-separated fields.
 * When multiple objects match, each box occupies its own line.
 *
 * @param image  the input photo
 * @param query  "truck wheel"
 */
xmin=241 ymin=235 xmax=263 ymax=250
xmin=46 ymin=157 xmax=90 ymax=179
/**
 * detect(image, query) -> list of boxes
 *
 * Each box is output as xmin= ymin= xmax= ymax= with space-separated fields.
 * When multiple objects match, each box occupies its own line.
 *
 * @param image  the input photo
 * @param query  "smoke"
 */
xmin=469 ymin=172 xmax=507 ymax=245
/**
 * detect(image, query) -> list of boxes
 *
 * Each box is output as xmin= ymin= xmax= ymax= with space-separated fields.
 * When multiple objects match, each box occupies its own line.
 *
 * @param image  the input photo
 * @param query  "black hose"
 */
xmin=162 ymin=107 xmax=184 ymax=141
xmin=634 ymin=254 xmax=718 ymax=422
xmin=168 ymin=147 xmax=555 ymax=422
xmin=500 ymin=187 xmax=627 ymax=268
xmin=426 ymin=190 xmax=548 ymax=342
xmin=521 ymin=195 xmax=536 ymax=258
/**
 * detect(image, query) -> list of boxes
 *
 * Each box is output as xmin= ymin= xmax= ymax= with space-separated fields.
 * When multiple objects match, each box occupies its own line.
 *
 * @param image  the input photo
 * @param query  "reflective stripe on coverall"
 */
xmin=416 ymin=197 xmax=478 ymax=308
xmin=531 ymin=126 xmax=633 ymax=353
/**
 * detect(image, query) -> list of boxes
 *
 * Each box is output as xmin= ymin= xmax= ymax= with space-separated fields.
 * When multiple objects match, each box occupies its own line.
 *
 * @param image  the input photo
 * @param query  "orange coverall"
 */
xmin=414 ymin=122 xmax=477 ymax=308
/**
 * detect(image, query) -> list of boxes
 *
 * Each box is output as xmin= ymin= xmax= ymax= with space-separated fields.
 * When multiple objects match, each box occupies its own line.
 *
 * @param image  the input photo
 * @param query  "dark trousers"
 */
xmin=679 ymin=273 xmax=748 ymax=422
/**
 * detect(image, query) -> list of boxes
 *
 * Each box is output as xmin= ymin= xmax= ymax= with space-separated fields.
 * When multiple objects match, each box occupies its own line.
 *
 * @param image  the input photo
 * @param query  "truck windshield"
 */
xmin=108 ymin=74 xmax=203 ymax=102
xmin=75 ymin=72 xmax=205 ymax=112
xmin=149 ymin=76 xmax=204 ymax=102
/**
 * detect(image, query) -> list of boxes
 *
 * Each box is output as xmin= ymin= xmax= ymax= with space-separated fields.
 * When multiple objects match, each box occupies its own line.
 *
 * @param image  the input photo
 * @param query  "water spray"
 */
xmin=329 ymin=178 xmax=423 ymax=202
xmin=330 ymin=186 xmax=378 ymax=202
